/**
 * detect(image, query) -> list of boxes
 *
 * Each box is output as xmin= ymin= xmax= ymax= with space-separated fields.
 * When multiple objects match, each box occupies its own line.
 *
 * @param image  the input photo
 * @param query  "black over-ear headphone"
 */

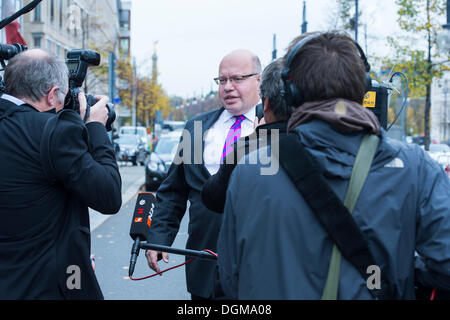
xmin=281 ymin=32 xmax=372 ymax=107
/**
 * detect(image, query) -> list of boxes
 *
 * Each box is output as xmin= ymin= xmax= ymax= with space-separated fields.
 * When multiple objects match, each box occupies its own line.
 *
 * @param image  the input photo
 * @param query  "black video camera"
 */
xmin=0 ymin=43 xmax=28 ymax=92
xmin=64 ymin=49 xmax=116 ymax=131
xmin=0 ymin=43 xmax=27 ymax=62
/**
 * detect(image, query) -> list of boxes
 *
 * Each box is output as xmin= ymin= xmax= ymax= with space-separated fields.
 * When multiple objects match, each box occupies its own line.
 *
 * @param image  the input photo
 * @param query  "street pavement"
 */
xmin=90 ymin=162 xmax=191 ymax=300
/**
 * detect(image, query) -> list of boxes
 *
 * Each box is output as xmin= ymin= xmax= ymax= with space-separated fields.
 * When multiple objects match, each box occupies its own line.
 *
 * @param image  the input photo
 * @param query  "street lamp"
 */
xmin=438 ymin=0 xmax=450 ymax=53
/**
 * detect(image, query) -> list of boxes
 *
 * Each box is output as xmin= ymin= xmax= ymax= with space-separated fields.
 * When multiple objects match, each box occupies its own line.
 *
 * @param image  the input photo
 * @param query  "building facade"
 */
xmin=20 ymin=0 xmax=126 ymax=57
xmin=431 ymin=75 xmax=450 ymax=144
xmin=16 ymin=0 xmax=130 ymax=97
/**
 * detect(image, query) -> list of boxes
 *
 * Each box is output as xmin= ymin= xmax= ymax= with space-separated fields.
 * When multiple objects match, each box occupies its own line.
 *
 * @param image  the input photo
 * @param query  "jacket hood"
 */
xmin=291 ymin=119 xmax=400 ymax=179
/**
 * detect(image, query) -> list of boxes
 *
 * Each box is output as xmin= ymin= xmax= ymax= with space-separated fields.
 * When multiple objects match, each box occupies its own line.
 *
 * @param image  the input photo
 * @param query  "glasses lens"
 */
xmin=215 ymin=74 xmax=257 ymax=85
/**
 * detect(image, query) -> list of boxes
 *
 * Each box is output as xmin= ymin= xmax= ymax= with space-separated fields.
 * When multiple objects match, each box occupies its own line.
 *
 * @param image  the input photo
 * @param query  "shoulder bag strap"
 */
xmin=278 ymin=133 xmax=393 ymax=300
xmin=321 ymin=134 xmax=379 ymax=300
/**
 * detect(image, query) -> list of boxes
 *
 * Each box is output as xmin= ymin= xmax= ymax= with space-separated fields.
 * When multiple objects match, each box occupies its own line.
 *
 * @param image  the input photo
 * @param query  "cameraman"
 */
xmin=0 ymin=49 xmax=121 ymax=299
xmin=217 ymin=31 xmax=450 ymax=299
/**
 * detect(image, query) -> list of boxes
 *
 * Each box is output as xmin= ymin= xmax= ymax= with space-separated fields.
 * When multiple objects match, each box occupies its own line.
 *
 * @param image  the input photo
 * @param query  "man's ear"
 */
xmin=263 ymin=97 xmax=270 ymax=113
xmin=46 ymin=86 xmax=59 ymax=107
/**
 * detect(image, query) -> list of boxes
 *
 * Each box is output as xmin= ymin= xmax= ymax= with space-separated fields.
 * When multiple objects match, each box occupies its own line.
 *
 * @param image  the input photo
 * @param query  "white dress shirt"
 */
xmin=203 ymin=105 xmax=256 ymax=175
xmin=1 ymin=94 xmax=26 ymax=106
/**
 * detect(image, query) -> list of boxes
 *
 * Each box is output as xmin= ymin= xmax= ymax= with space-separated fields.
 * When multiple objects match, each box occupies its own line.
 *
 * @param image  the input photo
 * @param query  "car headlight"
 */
xmin=147 ymin=161 xmax=158 ymax=171
xmin=158 ymin=163 xmax=166 ymax=171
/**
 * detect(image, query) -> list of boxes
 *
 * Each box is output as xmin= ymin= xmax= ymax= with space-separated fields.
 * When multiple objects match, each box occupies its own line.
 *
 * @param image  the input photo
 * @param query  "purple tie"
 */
xmin=220 ymin=115 xmax=245 ymax=163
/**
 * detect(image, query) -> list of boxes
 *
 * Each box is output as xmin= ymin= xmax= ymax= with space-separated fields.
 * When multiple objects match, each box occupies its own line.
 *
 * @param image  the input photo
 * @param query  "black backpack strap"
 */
xmin=278 ymin=133 xmax=394 ymax=300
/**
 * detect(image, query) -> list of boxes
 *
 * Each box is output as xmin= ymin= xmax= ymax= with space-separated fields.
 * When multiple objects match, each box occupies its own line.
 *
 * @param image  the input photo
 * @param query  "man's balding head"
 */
xmin=219 ymin=49 xmax=261 ymax=76
xmin=4 ymin=48 xmax=68 ymax=103
xmin=21 ymin=48 xmax=51 ymax=59
xmin=217 ymin=49 xmax=261 ymax=116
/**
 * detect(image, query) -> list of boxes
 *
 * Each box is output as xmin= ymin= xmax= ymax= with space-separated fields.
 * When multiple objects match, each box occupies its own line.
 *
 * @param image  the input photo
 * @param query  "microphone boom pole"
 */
xmin=0 ymin=0 xmax=43 ymax=30
xmin=128 ymin=192 xmax=217 ymax=278
xmin=139 ymin=242 xmax=217 ymax=261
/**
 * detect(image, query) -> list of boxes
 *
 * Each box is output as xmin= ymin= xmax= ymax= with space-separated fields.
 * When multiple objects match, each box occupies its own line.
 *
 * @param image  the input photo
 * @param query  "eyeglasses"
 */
xmin=214 ymin=73 xmax=259 ymax=85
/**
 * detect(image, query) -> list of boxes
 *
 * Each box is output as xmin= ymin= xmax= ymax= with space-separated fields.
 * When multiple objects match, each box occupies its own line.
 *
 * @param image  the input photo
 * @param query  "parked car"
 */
xmin=427 ymin=143 xmax=450 ymax=161
xmin=162 ymin=120 xmax=185 ymax=132
xmin=119 ymin=126 xmax=151 ymax=153
xmin=428 ymin=143 xmax=450 ymax=153
xmin=435 ymin=154 xmax=450 ymax=175
xmin=145 ymin=131 xmax=182 ymax=191
xmin=410 ymin=134 xmax=425 ymax=146
xmin=115 ymin=134 xmax=147 ymax=166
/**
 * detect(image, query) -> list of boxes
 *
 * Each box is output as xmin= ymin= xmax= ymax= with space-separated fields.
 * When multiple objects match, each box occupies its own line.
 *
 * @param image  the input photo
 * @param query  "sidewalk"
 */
xmin=89 ymin=173 xmax=145 ymax=231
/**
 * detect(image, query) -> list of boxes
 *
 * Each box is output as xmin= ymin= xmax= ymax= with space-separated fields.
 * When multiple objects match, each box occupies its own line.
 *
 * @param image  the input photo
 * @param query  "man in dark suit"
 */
xmin=145 ymin=49 xmax=262 ymax=299
xmin=201 ymin=58 xmax=290 ymax=214
xmin=0 ymin=49 xmax=121 ymax=299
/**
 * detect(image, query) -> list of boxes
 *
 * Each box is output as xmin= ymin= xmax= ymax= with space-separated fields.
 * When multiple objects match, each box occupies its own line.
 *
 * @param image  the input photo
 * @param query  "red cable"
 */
xmin=430 ymin=288 xmax=436 ymax=300
xmin=202 ymin=249 xmax=218 ymax=258
xmin=129 ymin=249 xmax=218 ymax=281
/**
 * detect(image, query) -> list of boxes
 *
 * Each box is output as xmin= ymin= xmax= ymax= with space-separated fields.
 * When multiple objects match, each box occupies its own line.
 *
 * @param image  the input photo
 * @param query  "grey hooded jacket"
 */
xmin=217 ymin=119 xmax=450 ymax=299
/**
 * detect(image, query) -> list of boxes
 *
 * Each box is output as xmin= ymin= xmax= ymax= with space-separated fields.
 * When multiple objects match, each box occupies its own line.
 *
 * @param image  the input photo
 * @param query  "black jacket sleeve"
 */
xmin=216 ymin=172 xmax=239 ymax=299
xmin=147 ymin=152 xmax=190 ymax=246
xmin=49 ymin=113 xmax=122 ymax=214
xmin=201 ymin=162 xmax=236 ymax=213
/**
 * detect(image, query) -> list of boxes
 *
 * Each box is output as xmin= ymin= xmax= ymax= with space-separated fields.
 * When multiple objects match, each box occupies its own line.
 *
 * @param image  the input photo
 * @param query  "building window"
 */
xmin=119 ymin=37 xmax=130 ymax=56
xmin=34 ymin=37 xmax=41 ymax=48
xmin=50 ymin=0 xmax=55 ymax=23
xmin=59 ymin=0 xmax=63 ymax=29
xmin=47 ymin=39 xmax=52 ymax=51
xmin=32 ymin=33 xmax=42 ymax=48
xmin=34 ymin=3 xmax=41 ymax=21
xmin=119 ymin=9 xmax=130 ymax=32
xmin=80 ymin=8 xmax=84 ymax=39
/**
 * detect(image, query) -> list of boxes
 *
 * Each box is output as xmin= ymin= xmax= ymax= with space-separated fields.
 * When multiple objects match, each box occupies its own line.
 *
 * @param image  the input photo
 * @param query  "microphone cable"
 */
xmin=129 ymin=249 xmax=218 ymax=281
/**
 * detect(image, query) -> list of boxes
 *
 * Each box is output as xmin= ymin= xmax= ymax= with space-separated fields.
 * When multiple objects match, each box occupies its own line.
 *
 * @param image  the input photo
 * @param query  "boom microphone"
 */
xmin=128 ymin=192 xmax=217 ymax=280
xmin=128 ymin=192 xmax=155 ymax=277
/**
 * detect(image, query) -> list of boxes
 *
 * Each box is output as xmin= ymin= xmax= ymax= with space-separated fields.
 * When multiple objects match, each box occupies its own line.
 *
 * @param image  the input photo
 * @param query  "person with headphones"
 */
xmin=216 ymin=31 xmax=450 ymax=299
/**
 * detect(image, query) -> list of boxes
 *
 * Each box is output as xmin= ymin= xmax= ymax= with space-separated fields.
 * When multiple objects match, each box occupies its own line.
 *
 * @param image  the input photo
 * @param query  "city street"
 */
xmin=90 ymin=163 xmax=191 ymax=300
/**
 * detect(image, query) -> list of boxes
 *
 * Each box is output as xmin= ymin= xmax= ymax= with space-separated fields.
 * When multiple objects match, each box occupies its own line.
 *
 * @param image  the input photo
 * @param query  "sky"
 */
xmin=130 ymin=0 xmax=401 ymax=99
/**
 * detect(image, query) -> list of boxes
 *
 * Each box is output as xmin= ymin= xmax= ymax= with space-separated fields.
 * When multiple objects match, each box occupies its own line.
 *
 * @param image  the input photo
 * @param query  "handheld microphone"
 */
xmin=128 ymin=192 xmax=156 ymax=277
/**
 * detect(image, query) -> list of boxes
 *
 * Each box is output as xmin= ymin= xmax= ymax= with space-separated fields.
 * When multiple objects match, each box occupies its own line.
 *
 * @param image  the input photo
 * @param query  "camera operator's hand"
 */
xmin=78 ymin=91 xmax=88 ymax=121
xmin=86 ymin=95 xmax=109 ymax=126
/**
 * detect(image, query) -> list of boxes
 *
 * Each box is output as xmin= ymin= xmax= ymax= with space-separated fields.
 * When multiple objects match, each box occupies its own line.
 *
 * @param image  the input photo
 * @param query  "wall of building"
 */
xmin=18 ymin=0 xmax=129 ymax=98
xmin=431 ymin=74 xmax=450 ymax=143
